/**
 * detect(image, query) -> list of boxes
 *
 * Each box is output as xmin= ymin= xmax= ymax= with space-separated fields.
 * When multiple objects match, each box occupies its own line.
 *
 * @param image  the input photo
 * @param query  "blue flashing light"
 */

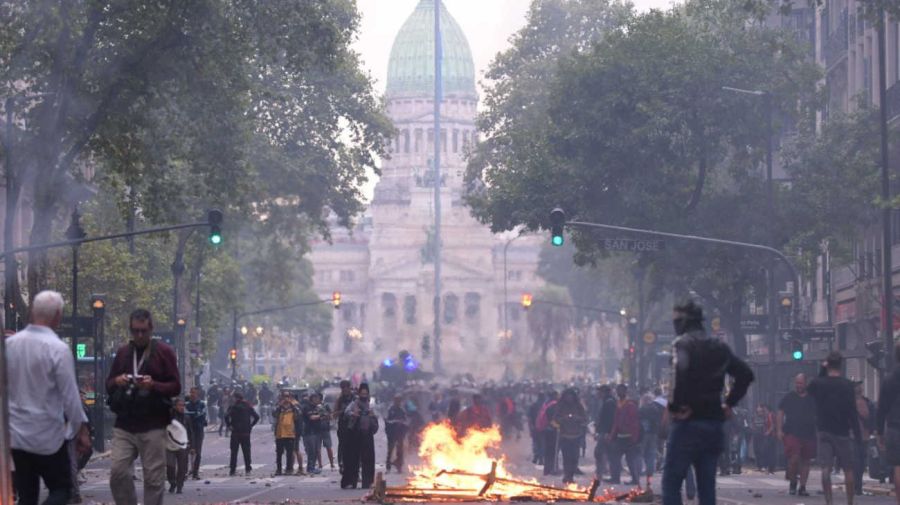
xmin=382 ymin=358 xmax=394 ymax=367
xmin=404 ymin=358 xmax=418 ymax=372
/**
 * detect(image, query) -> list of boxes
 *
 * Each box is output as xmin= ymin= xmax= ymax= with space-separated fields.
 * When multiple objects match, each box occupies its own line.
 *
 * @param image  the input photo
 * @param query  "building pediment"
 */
xmin=370 ymin=251 xmax=493 ymax=281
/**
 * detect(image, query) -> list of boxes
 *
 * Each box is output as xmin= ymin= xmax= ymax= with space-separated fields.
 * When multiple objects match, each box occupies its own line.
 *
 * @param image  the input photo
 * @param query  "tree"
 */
xmin=0 ymin=0 xmax=392 ymax=317
xmin=467 ymin=0 xmax=822 ymax=356
xmin=526 ymin=284 xmax=574 ymax=379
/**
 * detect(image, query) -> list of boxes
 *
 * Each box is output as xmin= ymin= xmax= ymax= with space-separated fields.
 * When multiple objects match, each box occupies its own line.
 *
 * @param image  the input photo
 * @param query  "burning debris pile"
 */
xmin=368 ymin=422 xmax=651 ymax=503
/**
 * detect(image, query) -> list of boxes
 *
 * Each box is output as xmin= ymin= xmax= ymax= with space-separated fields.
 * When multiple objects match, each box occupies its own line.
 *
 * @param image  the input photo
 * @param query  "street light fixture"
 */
xmin=240 ymin=325 xmax=249 ymax=336
xmin=255 ymin=326 xmax=264 ymax=336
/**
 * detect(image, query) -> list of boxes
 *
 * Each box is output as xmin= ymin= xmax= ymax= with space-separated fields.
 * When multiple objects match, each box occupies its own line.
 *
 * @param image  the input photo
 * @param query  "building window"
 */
xmin=403 ymin=295 xmax=417 ymax=325
xmin=464 ymin=292 xmax=480 ymax=318
xmin=404 ymin=129 xmax=410 ymax=153
xmin=441 ymin=129 xmax=447 ymax=153
xmin=382 ymin=292 xmax=397 ymax=318
xmin=463 ymin=131 xmax=470 ymax=148
xmin=342 ymin=302 xmax=355 ymax=323
xmin=415 ymin=129 xmax=422 ymax=153
xmin=340 ymin=270 xmax=355 ymax=282
xmin=452 ymin=129 xmax=459 ymax=153
xmin=444 ymin=293 xmax=459 ymax=324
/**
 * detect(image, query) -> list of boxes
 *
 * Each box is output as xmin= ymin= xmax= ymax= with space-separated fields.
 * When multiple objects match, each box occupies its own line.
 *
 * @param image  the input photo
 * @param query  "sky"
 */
xmin=351 ymin=0 xmax=677 ymax=198
xmin=353 ymin=0 xmax=677 ymax=97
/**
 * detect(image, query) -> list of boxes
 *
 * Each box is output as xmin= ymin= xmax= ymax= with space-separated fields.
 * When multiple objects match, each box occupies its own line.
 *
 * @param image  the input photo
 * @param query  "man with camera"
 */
xmin=106 ymin=309 xmax=181 ymax=505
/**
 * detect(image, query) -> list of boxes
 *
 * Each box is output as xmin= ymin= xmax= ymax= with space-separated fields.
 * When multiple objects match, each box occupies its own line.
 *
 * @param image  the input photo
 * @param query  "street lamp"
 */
xmin=255 ymin=326 xmax=264 ymax=336
xmin=240 ymin=325 xmax=248 ymax=336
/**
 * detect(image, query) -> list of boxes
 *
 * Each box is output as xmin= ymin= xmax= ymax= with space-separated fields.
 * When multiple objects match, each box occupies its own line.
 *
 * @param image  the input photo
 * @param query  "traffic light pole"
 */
xmin=562 ymin=219 xmax=801 ymax=327
xmin=0 ymin=212 xmax=222 ymax=505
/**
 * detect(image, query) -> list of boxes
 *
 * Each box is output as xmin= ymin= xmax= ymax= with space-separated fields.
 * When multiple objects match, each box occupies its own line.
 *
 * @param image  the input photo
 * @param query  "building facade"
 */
xmin=309 ymin=0 xmax=547 ymax=379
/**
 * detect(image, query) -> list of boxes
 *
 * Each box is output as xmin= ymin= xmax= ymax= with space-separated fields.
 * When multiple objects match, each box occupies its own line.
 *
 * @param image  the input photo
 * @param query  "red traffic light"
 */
xmin=229 ymin=348 xmax=237 ymax=362
xmin=332 ymin=291 xmax=342 ymax=309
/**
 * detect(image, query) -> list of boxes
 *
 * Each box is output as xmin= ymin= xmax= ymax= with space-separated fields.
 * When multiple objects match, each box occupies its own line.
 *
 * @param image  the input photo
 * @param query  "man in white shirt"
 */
xmin=8 ymin=290 xmax=91 ymax=505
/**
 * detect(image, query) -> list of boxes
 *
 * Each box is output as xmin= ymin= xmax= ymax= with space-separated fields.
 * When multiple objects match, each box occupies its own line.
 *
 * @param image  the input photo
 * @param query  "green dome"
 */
xmin=386 ymin=0 xmax=477 ymax=99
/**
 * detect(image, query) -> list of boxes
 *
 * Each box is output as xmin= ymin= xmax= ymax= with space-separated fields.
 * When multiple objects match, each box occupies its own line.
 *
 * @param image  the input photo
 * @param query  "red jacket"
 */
xmin=610 ymin=399 xmax=640 ymax=442
xmin=106 ymin=340 xmax=181 ymax=433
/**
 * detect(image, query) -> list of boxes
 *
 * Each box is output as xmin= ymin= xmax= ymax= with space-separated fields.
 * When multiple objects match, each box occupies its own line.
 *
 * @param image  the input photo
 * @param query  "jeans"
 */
xmin=642 ymin=435 xmax=658 ymax=477
xmin=560 ymin=437 xmax=581 ymax=482
xmin=275 ymin=438 xmax=295 ymax=473
xmin=609 ymin=437 xmax=641 ymax=484
xmin=662 ymin=419 xmax=723 ymax=505
xmin=531 ymin=430 xmax=544 ymax=464
xmin=229 ymin=434 xmax=252 ymax=474
xmin=543 ymin=430 xmax=558 ymax=474
xmin=190 ymin=432 xmax=204 ymax=478
xmin=303 ymin=433 xmax=321 ymax=472
xmin=12 ymin=442 xmax=72 ymax=505
xmin=594 ymin=436 xmax=609 ymax=477
xmin=166 ymin=449 xmax=188 ymax=491
xmin=386 ymin=435 xmax=405 ymax=471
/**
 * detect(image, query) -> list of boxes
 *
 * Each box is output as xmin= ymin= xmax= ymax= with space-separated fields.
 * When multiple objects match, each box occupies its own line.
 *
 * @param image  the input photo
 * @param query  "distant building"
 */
xmin=309 ymin=0 xmax=550 ymax=379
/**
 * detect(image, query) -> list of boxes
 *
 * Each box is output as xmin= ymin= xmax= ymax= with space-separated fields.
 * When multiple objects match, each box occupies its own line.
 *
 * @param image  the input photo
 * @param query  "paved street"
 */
xmin=77 ymin=422 xmax=897 ymax=505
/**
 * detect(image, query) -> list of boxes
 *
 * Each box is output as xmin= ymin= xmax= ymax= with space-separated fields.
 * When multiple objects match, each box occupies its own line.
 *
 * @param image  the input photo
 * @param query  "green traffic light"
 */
xmin=552 ymin=235 xmax=564 ymax=247
xmin=210 ymin=233 xmax=222 ymax=245
xmin=792 ymin=350 xmax=803 ymax=360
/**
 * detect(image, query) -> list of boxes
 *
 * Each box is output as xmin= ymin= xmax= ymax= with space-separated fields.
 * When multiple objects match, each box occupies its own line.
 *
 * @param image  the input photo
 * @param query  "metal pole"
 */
xmin=231 ymin=309 xmax=238 ymax=380
xmin=765 ymin=92 xmax=778 ymax=408
xmin=564 ymin=220 xmax=802 ymax=323
xmin=96 ymin=312 xmax=105 ymax=452
xmin=4 ymin=98 xmax=16 ymax=332
xmin=878 ymin=7 xmax=894 ymax=372
xmin=71 ymin=245 xmax=79 ymax=357
xmin=432 ymin=0 xmax=444 ymax=374
xmin=0 ymin=322 xmax=11 ymax=505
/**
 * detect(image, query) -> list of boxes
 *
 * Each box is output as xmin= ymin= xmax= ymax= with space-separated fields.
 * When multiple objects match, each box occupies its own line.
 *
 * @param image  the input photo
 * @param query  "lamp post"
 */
xmin=65 ymin=207 xmax=86 ymax=357
xmin=502 ymin=233 xmax=525 ymax=343
xmin=90 ymin=294 xmax=106 ymax=452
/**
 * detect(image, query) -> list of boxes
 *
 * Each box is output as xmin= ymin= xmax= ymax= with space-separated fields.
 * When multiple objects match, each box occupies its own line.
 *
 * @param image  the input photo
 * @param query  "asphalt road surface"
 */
xmin=77 ymin=423 xmax=896 ymax=505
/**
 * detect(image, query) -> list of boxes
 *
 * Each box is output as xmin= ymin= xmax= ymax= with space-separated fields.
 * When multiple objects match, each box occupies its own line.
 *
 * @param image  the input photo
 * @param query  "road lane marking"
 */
xmin=230 ymin=484 xmax=284 ymax=503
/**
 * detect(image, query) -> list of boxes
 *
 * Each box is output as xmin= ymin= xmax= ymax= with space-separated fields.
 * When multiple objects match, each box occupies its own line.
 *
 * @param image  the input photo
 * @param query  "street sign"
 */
xmin=780 ymin=327 xmax=836 ymax=342
xmin=642 ymin=331 xmax=657 ymax=345
xmin=740 ymin=315 xmax=769 ymax=333
xmin=601 ymin=238 xmax=666 ymax=253
xmin=76 ymin=343 xmax=87 ymax=359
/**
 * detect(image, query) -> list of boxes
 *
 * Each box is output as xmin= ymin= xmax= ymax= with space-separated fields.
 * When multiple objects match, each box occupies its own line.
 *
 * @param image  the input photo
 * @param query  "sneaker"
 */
xmin=798 ymin=486 xmax=809 ymax=496
xmin=168 ymin=485 xmax=176 ymax=494
xmin=176 ymin=487 xmax=183 ymax=494
xmin=789 ymin=480 xmax=797 ymax=495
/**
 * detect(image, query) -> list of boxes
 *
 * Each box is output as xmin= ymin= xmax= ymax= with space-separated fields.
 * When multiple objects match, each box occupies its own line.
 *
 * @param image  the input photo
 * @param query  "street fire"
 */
xmin=369 ymin=422 xmax=651 ymax=503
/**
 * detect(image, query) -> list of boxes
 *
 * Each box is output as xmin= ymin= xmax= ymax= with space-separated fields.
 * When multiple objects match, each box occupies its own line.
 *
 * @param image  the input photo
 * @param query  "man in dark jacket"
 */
xmin=661 ymin=300 xmax=753 ymax=505
xmin=106 ymin=309 xmax=181 ymax=505
xmin=225 ymin=391 xmax=260 ymax=476
xmin=608 ymin=384 xmax=641 ymax=485
xmin=334 ymin=380 xmax=355 ymax=473
xmin=877 ymin=342 xmax=900 ymax=505
xmin=184 ymin=387 xmax=207 ymax=480
xmin=593 ymin=385 xmax=617 ymax=480
xmin=340 ymin=383 xmax=379 ymax=489
xmin=385 ymin=395 xmax=409 ymax=472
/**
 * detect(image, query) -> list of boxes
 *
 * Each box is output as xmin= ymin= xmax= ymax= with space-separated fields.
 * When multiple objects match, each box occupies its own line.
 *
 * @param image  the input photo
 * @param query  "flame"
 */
xmin=404 ymin=421 xmax=617 ymax=500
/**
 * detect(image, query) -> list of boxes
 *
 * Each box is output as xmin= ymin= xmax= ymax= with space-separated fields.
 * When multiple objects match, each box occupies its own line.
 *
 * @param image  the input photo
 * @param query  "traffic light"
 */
xmin=550 ymin=208 xmax=566 ymax=247
xmin=207 ymin=209 xmax=223 ymax=245
xmin=791 ymin=339 xmax=804 ymax=361
xmin=90 ymin=294 xmax=106 ymax=318
xmin=866 ymin=340 xmax=885 ymax=370
xmin=521 ymin=293 xmax=533 ymax=310
xmin=229 ymin=348 xmax=237 ymax=362
xmin=332 ymin=291 xmax=342 ymax=309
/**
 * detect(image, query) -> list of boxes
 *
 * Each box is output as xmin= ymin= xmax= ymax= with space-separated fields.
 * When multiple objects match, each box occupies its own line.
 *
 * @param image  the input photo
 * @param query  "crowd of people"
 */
xmin=10 ymin=291 xmax=900 ymax=505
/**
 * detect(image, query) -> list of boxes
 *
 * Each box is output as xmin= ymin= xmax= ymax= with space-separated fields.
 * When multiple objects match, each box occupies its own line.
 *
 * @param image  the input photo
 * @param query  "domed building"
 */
xmin=308 ymin=0 xmax=544 ymax=378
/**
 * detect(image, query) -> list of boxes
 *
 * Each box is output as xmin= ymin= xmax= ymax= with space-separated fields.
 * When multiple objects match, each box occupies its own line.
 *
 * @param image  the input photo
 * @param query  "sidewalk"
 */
xmin=742 ymin=468 xmax=894 ymax=497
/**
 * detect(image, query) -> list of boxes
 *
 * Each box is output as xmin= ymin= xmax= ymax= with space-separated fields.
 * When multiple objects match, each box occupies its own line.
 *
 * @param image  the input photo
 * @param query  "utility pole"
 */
xmin=432 ymin=0 xmax=444 ymax=374
xmin=878 ymin=7 xmax=894 ymax=371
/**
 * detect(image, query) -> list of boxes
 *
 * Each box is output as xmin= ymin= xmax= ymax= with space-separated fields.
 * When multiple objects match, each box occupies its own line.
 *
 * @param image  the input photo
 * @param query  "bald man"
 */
xmin=777 ymin=373 xmax=817 ymax=496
